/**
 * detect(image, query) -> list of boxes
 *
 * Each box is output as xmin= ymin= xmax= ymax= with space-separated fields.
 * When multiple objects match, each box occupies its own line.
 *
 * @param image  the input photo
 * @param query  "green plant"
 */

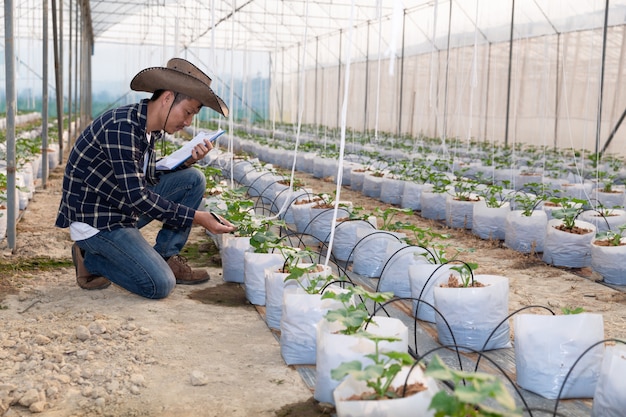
xmin=331 ymin=334 xmax=416 ymax=400
xmin=595 ymin=224 xmax=626 ymax=246
xmin=549 ymin=197 xmax=586 ymax=230
xmin=513 ymin=182 xmax=550 ymax=216
xmin=425 ymin=355 xmax=522 ymax=417
xmin=449 ymin=261 xmax=479 ymax=287
xmin=322 ymin=286 xmax=394 ymax=335
xmin=371 ymin=207 xmax=413 ymax=231
xmin=451 ymin=175 xmax=480 ymax=201
xmin=428 ymin=170 xmax=452 ymax=194
xmin=561 ymin=306 xmax=585 ymax=315
xmin=478 ymin=181 xmax=511 ymax=209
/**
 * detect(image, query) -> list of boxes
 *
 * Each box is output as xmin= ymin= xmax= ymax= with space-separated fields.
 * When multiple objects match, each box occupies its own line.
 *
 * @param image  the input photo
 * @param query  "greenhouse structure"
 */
xmin=2 ymin=1 xmax=626 ymax=416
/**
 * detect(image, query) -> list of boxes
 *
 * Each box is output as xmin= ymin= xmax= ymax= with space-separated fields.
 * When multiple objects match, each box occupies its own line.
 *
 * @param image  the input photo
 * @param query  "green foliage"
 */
xmin=322 ymin=286 xmax=394 ymax=335
xmin=372 ymin=207 xmax=413 ymax=231
xmin=425 ymin=355 xmax=522 ymax=417
xmin=449 ymin=262 xmax=479 ymax=287
xmin=478 ymin=182 xmax=511 ymax=209
xmin=513 ymin=183 xmax=550 ymax=216
xmin=331 ymin=334 xmax=415 ymax=400
xmin=209 ymin=187 xmax=285 ymax=237
xmin=561 ymin=306 xmax=585 ymax=315
xmin=595 ymin=224 xmax=626 ymax=246
xmin=549 ymin=197 xmax=586 ymax=230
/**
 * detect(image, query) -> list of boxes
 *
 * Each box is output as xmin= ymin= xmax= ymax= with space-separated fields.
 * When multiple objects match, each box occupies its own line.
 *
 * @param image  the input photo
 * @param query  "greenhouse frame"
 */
xmin=2 ymin=1 xmax=626 ymax=416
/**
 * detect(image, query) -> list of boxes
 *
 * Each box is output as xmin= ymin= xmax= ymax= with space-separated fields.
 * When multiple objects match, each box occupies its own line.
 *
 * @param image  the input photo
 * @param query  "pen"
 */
xmin=210 ymin=212 xmax=227 ymax=225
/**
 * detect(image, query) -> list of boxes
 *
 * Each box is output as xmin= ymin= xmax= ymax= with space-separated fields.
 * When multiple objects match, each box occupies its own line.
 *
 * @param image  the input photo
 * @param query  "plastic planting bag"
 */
xmin=333 ymin=364 xmax=438 ymax=417
xmin=279 ymin=285 xmax=347 ymax=366
xmin=314 ymin=316 xmax=408 ymax=405
xmin=352 ymin=230 xmax=407 ymax=278
xmin=331 ymin=219 xmax=375 ymax=262
xmin=542 ymin=219 xmax=595 ymax=268
xmin=592 ymin=344 xmax=626 ymax=417
xmin=514 ymin=313 xmax=604 ymax=399
xmin=378 ymin=246 xmax=430 ymax=298
xmin=434 ymin=274 xmax=511 ymax=351
xmin=409 ymin=263 xmax=455 ymax=323
xmin=504 ymin=210 xmax=547 ymax=253
xmin=472 ymin=200 xmax=510 ymax=240
xmin=243 ymin=252 xmax=284 ymax=305
xmin=221 ymin=235 xmax=251 ymax=283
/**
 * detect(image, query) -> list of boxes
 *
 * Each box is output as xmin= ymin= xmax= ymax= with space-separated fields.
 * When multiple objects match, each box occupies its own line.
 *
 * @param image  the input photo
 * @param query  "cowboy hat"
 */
xmin=130 ymin=58 xmax=229 ymax=117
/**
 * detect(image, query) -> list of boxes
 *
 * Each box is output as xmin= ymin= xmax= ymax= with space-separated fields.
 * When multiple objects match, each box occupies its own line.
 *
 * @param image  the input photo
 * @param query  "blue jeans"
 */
xmin=77 ymin=168 xmax=206 ymax=299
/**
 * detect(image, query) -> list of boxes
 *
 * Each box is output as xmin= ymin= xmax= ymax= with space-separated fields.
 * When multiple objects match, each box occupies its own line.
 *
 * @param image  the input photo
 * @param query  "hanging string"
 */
xmin=374 ymin=0 xmax=383 ymax=141
xmin=323 ymin=0 xmax=356 ymax=269
xmin=265 ymin=0 xmax=311 ymax=222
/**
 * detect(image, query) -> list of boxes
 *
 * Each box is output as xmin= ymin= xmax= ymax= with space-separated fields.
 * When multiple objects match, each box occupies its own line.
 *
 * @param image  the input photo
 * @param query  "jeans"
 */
xmin=77 ymin=168 xmax=206 ymax=299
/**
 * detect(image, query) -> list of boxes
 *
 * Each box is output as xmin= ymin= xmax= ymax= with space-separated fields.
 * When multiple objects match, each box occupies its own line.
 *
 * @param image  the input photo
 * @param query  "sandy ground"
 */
xmin=0 ymin=168 xmax=312 ymax=417
xmin=1 ymin=161 xmax=626 ymax=416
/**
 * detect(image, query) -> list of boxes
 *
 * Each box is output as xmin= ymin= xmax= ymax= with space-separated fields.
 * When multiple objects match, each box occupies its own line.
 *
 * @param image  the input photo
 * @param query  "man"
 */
xmin=56 ymin=58 xmax=236 ymax=299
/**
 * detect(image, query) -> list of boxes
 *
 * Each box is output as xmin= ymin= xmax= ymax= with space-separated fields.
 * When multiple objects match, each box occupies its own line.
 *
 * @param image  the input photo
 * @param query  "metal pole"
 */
xmin=336 ymin=29 xmax=342 ymax=130
xmin=51 ymin=0 xmax=64 ymax=164
xmin=74 ymin=0 xmax=79 ymax=132
xmin=364 ymin=21 xmax=370 ymax=133
xmin=4 ymin=0 xmax=17 ymax=250
xmin=397 ymin=9 xmax=406 ymax=137
xmin=67 ymin=0 xmax=73 ymax=148
xmin=595 ymin=0 xmax=610 ymax=155
xmin=504 ymin=0 xmax=516 ymax=147
xmin=42 ymin=0 xmax=49 ymax=189
xmin=554 ymin=33 xmax=561 ymax=149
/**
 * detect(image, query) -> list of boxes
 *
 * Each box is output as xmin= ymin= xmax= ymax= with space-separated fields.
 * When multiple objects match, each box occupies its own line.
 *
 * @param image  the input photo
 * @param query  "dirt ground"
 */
xmin=1 ymin=161 xmax=626 ymax=416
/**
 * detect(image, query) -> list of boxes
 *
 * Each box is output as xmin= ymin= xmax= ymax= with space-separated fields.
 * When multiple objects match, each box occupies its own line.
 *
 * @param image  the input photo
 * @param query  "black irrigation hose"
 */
xmin=414 ymin=344 xmax=533 ymax=416
xmin=344 ymin=230 xmax=404 ymax=277
xmin=270 ymin=187 xmax=311 ymax=216
xmin=368 ymin=297 xmax=463 ymax=371
xmin=410 ymin=258 xmax=476 ymax=328
xmin=552 ymin=338 xmax=626 ymax=417
xmin=375 ymin=245 xmax=435 ymax=293
xmin=473 ymin=305 xmax=556 ymax=372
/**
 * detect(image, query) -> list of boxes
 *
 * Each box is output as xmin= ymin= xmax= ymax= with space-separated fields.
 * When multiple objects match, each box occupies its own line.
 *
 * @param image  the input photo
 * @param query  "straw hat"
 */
xmin=130 ymin=58 xmax=229 ymax=117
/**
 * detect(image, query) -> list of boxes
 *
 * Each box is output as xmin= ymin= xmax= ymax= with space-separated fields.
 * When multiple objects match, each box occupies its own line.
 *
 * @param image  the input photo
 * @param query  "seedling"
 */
xmin=331 ymin=334 xmax=417 ymax=400
xmin=425 ymin=355 xmax=522 ymax=417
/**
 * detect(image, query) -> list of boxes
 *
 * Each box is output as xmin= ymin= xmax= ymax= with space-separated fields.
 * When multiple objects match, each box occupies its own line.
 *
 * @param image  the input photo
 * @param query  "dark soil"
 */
xmin=274 ymin=397 xmax=334 ymax=417
xmin=188 ymin=282 xmax=251 ymax=307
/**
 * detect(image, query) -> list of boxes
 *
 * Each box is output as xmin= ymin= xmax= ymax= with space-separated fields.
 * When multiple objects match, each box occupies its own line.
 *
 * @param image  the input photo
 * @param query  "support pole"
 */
xmin=504 ymin=0 xmax=515 ymax=147
xmin=42 ymin=0 xmax=49 ymax=189
xmin=595 ymin=0 xmax=610 ymax=155
xmin=4 ymin=0 xmax=17 ymax=250
xmin=51 ymin=0 xmax=64 ymax=164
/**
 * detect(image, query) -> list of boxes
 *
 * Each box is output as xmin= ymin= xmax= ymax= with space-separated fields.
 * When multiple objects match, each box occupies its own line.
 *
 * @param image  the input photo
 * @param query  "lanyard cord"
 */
xmin=161 ymin=92 xmax=178 ymax=156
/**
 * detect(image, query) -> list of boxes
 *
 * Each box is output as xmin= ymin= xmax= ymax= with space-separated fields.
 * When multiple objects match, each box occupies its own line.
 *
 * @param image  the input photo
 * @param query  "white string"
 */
xmin=324 ymin=0 xmax=356 ymax=268
xmin=374 ymin=0 xmax=383 ymax=140
xmin=264 ymin=0 xmax=311 ymax=222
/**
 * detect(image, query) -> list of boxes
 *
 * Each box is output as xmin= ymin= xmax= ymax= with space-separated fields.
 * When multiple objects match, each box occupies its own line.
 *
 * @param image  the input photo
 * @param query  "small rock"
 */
xmin=75 ymin=326 xmax=91 ymax=341
xmin=18 ymin=389 xmax=40 ymax=407
xmin=94 ymin=397 xmax=106 ymax=407
xmin=190 ymin=370 xmax=209 ymax=386
xmin=29 ymin=400 xmax=47 ymax=413
xmin=129 ymin=374 xmax=145 ymax=387
xmin=129 ymin=385 xmax=141 ymax=395
xmin=33 ymin=335 xmax=51 ymax=345
xmin=88 ymin=321 xmax=107 ymax=335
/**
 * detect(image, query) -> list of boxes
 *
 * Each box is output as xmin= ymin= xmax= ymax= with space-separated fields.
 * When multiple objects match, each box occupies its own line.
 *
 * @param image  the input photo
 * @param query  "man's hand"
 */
xmin=185 ymin=139 xmax=213 ymax=167
xmin=193 ymin=210 xmax=236 ymax=234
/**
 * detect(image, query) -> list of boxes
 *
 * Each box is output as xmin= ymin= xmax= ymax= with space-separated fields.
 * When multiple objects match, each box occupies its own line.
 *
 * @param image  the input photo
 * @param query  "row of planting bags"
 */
xmin=196 ymin=145 xmax=623 ymax=417
xmin=0 ymin=114 xmax=61 ymax=240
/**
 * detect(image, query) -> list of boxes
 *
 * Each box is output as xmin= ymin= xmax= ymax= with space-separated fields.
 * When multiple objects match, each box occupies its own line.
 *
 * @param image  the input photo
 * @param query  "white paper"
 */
xmin=156 ymin=129 xmax=225 ymax=170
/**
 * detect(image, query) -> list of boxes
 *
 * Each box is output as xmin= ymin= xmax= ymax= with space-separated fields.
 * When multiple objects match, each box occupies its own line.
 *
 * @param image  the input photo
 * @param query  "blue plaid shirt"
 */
xmin=55 ymin=99 xmax=195 ymax=231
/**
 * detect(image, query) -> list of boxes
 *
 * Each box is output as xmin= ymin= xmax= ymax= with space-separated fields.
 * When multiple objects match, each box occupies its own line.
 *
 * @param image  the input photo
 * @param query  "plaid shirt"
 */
xmin=55 ymin=99 xmax=195 ymax=231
